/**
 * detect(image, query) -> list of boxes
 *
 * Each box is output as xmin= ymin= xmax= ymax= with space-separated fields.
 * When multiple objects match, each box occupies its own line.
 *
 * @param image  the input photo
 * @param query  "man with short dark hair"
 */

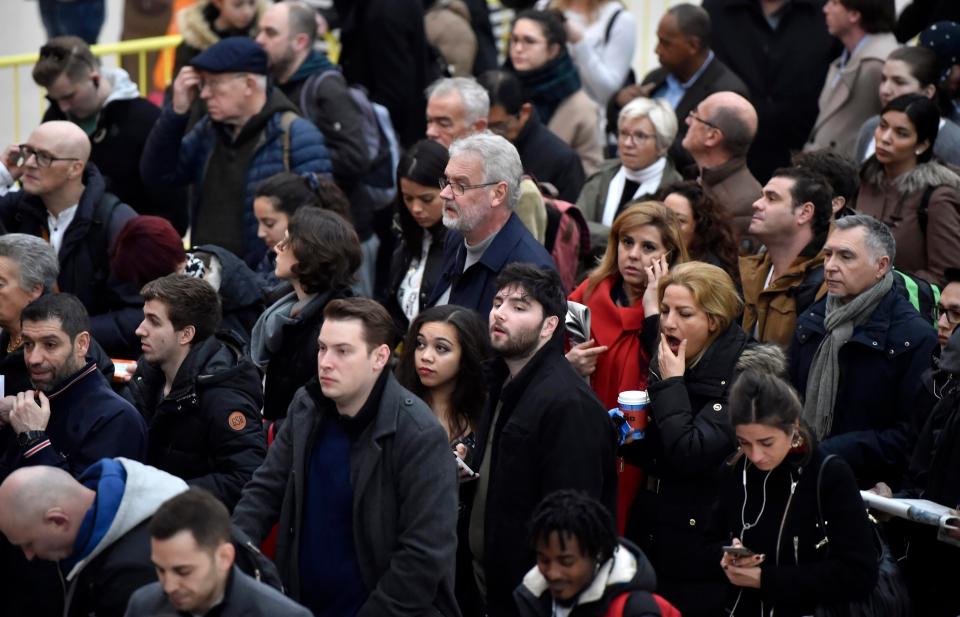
xmin=792 ymin=148 xmax=860 ymax=218
xmin=478 ymin=70 xmax=584 ymax=202
xmin=127 ymin=274 xmax=265 ymax=510
xmin=28 ymin=36 xmax=187 ymax=232
xmin=140 ymin=37 xmax=332 ymax=268
xmin=615 ymin=3 xmax=748 ymax=166
xmin=805 ymin=0 xmax=898 ymax=154
xmin=681 ymin=91 xmax=761 ymax=241
xmin=466 ymin=264 xmax=616 ymax=617
xmin=0 ymin=293 xmax=146 ymax=478
xmin=126 ymin=488 xmax=311 ymax=617
xmin=233 ymin=297 xmax=459 ymax=616
xmin=740 ymin=166 xmax=834 ymax=347
xmin=789 ymin=214 xmax=938 ymax=486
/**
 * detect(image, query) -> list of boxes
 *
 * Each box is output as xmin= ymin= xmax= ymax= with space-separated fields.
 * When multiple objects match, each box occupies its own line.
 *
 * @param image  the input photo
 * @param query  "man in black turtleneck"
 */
xmin=140 ymin=37 xmax=332 ymax=269
xmin=233 ymin=298 xmax=460 ymax=617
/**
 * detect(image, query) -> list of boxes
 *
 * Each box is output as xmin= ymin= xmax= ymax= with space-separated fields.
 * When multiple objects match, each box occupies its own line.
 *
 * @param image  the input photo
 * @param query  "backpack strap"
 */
xmin=278 ymin=111 xmax=299 ymax=171
xmin=604 ymin=6 xmax=624 ymax=45
xmin=815 ymin=454 xmax=840 ymax=552
xmin=896 ymin=270 xmax=921 ymax=314
xmin=917 ymin=184 xmax=937 ymax=239
xmin=89 ymin=191 xmax=122 ymax=277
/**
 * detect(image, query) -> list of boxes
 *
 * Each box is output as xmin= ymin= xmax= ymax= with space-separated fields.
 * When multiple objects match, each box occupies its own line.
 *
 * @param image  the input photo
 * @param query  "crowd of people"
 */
xmin=2 ymin=0 xmax=960 ymax=616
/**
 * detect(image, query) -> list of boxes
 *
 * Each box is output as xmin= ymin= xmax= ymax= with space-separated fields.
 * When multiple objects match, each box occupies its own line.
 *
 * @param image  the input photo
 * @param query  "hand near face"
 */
xmin=10 ymin=390 xmax=51 ymax=434
xmin=0 ymin=395 xmax=15 ymax=427
xmin=2 ymin=144 xmax=23 ymax=181
xmin=171 ymin=66 xmax=201 ymax=115
xmin=565 ymin=339 xmax=609 ymax=377
xmin=642 ymin=253 xmax=669 ymax=317
xmin=658 ymin=332 xmax=686 ymax=379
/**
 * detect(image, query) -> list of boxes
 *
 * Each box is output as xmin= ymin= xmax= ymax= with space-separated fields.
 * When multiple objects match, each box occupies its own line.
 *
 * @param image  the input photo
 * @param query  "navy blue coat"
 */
xmin=788 ymin=287 xmax=937 ymax=487
xmin=428 ymin=212 xmax=556 ymax=318
xmin=140 ymin=95 xmax=332 ymax=267
xmin=0 ymin=361 xmax=147 ymax=479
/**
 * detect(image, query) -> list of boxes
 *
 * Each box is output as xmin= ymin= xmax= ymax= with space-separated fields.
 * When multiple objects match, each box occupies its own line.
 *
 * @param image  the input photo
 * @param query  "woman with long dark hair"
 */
xmin=718 ymin=370 xmax=878 ymax=616
xmin=659 ymin=181 xmax=739 ymax=283
xmin=395 ymin=304 xmax=491 ymax=445
xmin=384 ymin=140 xmax=450 ymax=332
xmin=855 ymin=93 xmax=960 ymax=283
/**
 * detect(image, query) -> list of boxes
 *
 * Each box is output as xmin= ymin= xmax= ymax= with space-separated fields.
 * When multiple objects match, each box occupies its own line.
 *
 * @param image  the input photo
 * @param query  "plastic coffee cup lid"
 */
xmin=618 ymin=390 xmax=649 ymax=405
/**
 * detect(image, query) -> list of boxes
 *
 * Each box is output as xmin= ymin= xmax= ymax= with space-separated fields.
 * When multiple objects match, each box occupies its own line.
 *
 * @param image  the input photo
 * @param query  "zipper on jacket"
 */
xmin=793 ymin=536 xmax=799 ymax=564
xmin=774 ymin=475 xmax=799 ymax=566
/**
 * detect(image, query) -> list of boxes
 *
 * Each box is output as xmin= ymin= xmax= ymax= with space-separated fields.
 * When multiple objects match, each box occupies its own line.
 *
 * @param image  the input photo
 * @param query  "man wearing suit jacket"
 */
xmin=804 ymin=0 xmax=898 ymax=156
xmin=614 ymin=3 xmax=748 ymax=171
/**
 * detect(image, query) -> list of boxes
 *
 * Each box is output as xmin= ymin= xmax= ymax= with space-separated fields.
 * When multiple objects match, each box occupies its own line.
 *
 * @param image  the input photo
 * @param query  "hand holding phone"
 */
xmin=722 ymin=545 xmax=756 ymax=558
xmin=454 ymin=452 xmax=478 ymax=481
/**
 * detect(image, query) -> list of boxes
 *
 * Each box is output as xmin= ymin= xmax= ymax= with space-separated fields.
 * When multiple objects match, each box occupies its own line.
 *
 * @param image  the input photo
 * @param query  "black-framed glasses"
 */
xmin=17 ymin=145 xmax=80 ymax=168
xmin=936 ymin=303 xmax=960 ymax=325
xmin=687 ymin=110 xmax=721 ymax=131
xmin=439 ymin=177 xmax=501 ymax=196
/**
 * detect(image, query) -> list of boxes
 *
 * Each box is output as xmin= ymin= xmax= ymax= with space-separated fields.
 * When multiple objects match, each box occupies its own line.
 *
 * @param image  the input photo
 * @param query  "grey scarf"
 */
xmin=803 ymin=271 xmax=894 ymax=438
xmin=249 ymin=291 xmax=317 ymax=369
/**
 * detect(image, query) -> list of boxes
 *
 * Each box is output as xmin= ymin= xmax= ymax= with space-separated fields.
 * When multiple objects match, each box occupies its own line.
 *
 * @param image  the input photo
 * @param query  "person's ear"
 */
xmin=877 ymin=255 xmax=891 ymax=277
xmin=490 ymin=181 xmax=508 ymax=208
xmin=372 ymin=343 xmax=391 ymax=371
xmin=27 ymin=285 xmax=44 ymax=303
xmin=831 ymin=196 xmax=846 ymax=215
xmin=540 ymin=314 xmax=559 ymax=339
xmin=796 ymin=201 xmax=815 ymax=226
xmin=707 ymin=314 xmax=718 ymax=333
xmin=915 ymin=139 xmax=931 ymax=157
xmin=179 ymin=324 xmax=196 ymax=346
xmin=44 ymin=508 xmax=69 ymax=529
xmin=74 ymin=331 xmax=90 ymax=358
xmin=922 ymin=84 xmax=937 ymax=100
xmin=215 ymin=541 xmax=236 ymax=572
xmin=474 ymin=115 xmax=488 ymax=133
xmin=293 ymin=32 xmax=310 ymax=53
xmin=546 ymin=42 xmax=561 ymax=61
xmin=519 ymin=102 xmax=533 ymax=124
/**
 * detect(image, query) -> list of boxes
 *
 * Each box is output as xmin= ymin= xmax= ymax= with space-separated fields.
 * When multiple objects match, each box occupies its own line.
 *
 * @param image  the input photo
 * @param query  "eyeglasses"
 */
xmin=936 ymin=303 xmax=960 ymax=325
xmin=17 ymin=144 xmax=80 ymax=168
xmin=439 ymin=177 xmax=501 ymax=196
xmin=618 ymin=130 xmax=656 ymax=145
xmin=198 ymin=73 xmax=245 ymax=92
xmin=687 ymin=110 xmax=721 ymax=131
xmin=509 ymin=35 xmax=546 ymax=48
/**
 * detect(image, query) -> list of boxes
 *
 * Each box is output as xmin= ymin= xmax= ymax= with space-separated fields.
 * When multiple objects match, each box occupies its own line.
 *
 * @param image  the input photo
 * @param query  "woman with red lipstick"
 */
xmin=396 ymin=304 xmax=491 ymax=445
xmin=717 ymin=370 xmax=878 ymax=617
xmin=620 ymin=261 xmax=781 ymax=617
xmin=567 ymin=201 xmax=687 ymax=535
xmin=855 ymin=93 xmax=960 ymax=284
xmin=385 ymin=140 xmax=450 ymax=332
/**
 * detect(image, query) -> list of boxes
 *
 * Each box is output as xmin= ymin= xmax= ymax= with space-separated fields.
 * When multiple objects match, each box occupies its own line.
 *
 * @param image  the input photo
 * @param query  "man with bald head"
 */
xmin=681 ymin=91 xmax=762 ymax=243
xmin=0 ymin=459 xmax=187 ymax=617
xmin=0 ymin=121 xmax=137 ymax=317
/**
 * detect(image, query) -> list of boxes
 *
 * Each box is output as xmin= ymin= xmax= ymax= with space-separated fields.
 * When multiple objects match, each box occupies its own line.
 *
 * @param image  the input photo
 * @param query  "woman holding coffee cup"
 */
xmin=567 ymin=201 xmax=687 ymax=533
xmin=620 ymin=261 xmax=783 ymax=617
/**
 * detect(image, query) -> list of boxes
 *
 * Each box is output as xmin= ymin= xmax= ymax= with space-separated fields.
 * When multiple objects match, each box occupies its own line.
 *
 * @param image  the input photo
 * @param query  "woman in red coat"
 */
xmin=567 ymin=201 xmax=687 ymax=531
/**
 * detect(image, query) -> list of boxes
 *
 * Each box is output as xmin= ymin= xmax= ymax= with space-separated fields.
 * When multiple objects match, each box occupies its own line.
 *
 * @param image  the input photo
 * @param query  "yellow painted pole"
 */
xmin=138 ymin=50 xmax=147 ymax=96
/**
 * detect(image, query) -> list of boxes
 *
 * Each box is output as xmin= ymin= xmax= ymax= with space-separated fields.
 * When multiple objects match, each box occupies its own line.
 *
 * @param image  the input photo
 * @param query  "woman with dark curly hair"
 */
xmin=250 ymin=207 xmax=361 ymax=420
xmin=395 ymin=304 xmax=491 ymax=446
xmin=659 ymin=181 xmax=739 ymax=282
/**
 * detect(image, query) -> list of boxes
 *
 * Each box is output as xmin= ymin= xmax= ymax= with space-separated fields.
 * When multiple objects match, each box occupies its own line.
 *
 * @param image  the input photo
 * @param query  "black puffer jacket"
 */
xmin=622 ymin=322 xmax=785 ymax=617
xmin=191 ymin=244 xmax=266 ymax=344
xmin=514 ymin=540 xmax=666 ymax=617
xmin=127 ymin=332 xmax=266 ymax=510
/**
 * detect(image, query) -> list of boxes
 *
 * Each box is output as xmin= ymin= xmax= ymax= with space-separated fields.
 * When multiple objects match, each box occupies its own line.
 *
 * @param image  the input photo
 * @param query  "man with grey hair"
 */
xmin=788 ymin=214 xmax=937 ymax=487
xmin=681 ymin=90 xmax=761 ymax=242
xmin=425 ymin=76 xmax=490 ymax=147
xmin=428 ymin=133 xmax=555 ymax=316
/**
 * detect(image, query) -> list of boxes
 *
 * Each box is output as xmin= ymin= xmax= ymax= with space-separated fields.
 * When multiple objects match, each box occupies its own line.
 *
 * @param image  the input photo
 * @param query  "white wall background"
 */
xmin=0 ymin=0 xmax=915 ymax=147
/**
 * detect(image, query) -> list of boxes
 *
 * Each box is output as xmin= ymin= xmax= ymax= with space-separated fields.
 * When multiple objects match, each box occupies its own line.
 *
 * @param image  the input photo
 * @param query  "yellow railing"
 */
xmin=0 ymin=34 xmax=183 ymax=143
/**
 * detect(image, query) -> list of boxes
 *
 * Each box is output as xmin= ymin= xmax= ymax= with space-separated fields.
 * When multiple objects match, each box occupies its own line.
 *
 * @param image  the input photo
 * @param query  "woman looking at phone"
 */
xmin=718 ymin=370 xmax=878 ymax=617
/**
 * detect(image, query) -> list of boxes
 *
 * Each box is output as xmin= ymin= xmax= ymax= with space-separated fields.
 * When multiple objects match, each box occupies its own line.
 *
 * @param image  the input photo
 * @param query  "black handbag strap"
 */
xmin=815 ymin=454 xmax=840 ymax=551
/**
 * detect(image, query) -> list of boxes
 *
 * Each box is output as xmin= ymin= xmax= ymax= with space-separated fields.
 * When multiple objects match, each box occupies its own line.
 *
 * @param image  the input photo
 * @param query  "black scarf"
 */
xmin=511 ymin=51 xmax=582 ymax=126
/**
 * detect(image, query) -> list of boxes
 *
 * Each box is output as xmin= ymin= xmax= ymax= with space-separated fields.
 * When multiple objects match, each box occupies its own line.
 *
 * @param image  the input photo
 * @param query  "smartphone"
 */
xmin=455 ymin=454 xmax=478 ymax=478
xmin=722 ymin=545 xmax=756 ymax=558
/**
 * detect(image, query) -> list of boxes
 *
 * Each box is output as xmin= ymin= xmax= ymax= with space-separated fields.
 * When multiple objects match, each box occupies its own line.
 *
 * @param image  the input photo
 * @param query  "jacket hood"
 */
xmin=191 ymin=244 xmax=264 ymax=310
xmin=102 ymin=67 xmax=140 ymax=106
xmin=736 ymin=343 xmax=787 ymax=377
xmin=515 ymin=540 xmax=656 ymax=613
xmin=287 ymin=50 xmax=336 ymax=86
xmin=939 ymin=327 xmax=960 ymax=375
xmin=66 ymin=457 xmax=188 ymax=580
xmin=861 ymin=157 xmax=960 ymax=194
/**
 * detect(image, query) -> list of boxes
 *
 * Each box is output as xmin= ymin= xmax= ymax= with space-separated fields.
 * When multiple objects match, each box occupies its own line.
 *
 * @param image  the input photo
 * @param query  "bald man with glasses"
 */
xmin=0 ymin=120 xmax=137 ymax=320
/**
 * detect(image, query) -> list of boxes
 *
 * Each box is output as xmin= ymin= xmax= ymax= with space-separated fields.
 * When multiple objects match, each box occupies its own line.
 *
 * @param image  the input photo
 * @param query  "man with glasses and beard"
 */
xmin=464 ymin=263 xmax=616 ymax=617
xmin=428 ymin=133 xmax=554 ymax=317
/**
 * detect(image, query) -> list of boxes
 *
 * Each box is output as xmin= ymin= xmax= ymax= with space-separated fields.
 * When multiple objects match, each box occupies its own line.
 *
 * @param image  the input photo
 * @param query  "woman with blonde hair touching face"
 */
xmin=620 ymin=261 xmax=782 ymax=617
xmin=567 ymin=201 xmax=687 ymax=534
xmin=717 ymin=370 xmax=878 ymax=617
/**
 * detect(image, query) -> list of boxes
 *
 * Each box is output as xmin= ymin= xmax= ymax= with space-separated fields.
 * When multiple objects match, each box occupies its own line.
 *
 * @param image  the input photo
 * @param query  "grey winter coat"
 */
xmin=232 ymin=373 xmax=461 ymax=617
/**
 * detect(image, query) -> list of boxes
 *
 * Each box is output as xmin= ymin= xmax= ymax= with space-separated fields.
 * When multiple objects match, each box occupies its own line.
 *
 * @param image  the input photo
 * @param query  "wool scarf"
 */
xmin=513 ymin=51 xmax=582 ymax=126
xmin=803 ymin=271 xmax=894 ymax=438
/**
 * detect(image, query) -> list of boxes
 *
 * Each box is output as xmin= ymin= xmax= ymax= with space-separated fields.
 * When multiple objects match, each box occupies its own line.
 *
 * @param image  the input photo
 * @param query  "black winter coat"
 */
xmin=703 ymin=0 xmax=839 ymax=183
xmin=43 ymin=96 xmax=188 ymax=233
xmin=468 ymin=333 xmax=617 ymax=617
xmin=717 ymin=450 xmax=878 ymax=616
xmin=384 ymin=223 xmax=448 ymax=334
xmin=621 ymin=322 xmax=756 ymax=617
xmin=260 ymin=287 xmax=353 ymax=421
xmin=514 ymin=112 xmax=585 ymax=203
xmin=127 ymin=333 xmax=265 ymax=510
xmin=788 ymin=287 xmax=938 ymax=488
xmin=0 ymin=164 xmax=137 ymax=317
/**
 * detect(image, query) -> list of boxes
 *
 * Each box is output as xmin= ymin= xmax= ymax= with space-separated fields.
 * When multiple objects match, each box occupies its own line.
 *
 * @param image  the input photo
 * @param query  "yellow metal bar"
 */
xmin=0 ymin=34 xmax=184 ymax=69
xmin=138 ymin=50 xmax=147 ymax=96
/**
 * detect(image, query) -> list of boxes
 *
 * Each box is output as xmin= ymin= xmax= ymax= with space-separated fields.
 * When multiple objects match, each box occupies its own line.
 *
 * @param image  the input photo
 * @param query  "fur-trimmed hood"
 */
xmin=177 ymin=0 xmax=270 ymax=50
xmin=860 ymin=157 xmax=960 ymax=195
xmin=736 ymin=343 xmax=787 ymax=377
